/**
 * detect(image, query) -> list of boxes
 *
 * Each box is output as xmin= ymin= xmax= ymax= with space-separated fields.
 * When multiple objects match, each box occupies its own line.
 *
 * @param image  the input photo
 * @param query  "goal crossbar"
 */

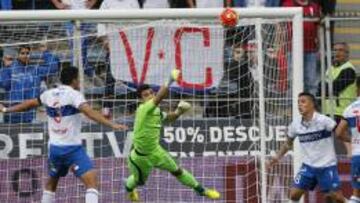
xmin=0 ymin=8 xmax=302 ymax=21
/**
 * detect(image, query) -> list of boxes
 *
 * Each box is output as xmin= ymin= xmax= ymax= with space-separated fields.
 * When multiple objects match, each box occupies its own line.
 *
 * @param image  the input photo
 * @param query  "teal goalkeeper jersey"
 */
xmin=133 ymin=99 xmax=163 ymax=154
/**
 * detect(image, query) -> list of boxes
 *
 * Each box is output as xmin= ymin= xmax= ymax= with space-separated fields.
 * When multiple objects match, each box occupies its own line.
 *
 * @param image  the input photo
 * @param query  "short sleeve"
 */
xmin=324 ymin=116 xmax=337 ymax=131
xmin=72 ymin=91 xmax=87 ymax=109
xmin=287 ymin=122 xmax=296 ymax=139
xmin=39 ymin=91 xmax=48 ymax=105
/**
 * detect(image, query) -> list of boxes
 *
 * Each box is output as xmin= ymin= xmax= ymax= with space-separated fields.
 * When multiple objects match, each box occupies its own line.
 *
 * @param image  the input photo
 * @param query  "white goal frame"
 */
xmin=0 ymin=8 xmax=303 ymax=202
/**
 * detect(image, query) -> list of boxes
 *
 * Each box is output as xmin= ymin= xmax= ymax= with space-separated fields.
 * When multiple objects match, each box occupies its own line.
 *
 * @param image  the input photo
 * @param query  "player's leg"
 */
xmin=125 ymin=149 xmax=153 ymax=201
xmin=318 ymin=165 xmax=347 ymax=203
xmin=41 ymin=147 xmax=69 ymax=203
xmin=41 ymin=177 xmax=59 ymax=203
xmin=154 ymin=147 xmax=220 ymax=199
xmin=288 ymin=187 xmax=306 ymax=202
xmin=350 ymin=156 xmax=360 ymax=203
xmin=69 ymin=146 xmax=99 ymax=203
xmin=324 ymin=191 xmax=347 ymax=203
xmin=79 ymin=170 xmax=99 ymax=203
xmin=289 ymin=164 xmax=317 ymax=202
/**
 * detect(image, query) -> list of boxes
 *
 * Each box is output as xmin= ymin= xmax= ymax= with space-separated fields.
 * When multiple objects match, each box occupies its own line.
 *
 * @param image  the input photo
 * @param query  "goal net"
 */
xmin=0 ymin=8 xmax=303 ymax=203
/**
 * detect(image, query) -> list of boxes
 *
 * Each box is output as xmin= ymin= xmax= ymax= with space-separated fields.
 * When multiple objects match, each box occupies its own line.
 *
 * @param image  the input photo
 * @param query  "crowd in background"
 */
xmin=1 ymin=0 xmax=358 ymax=126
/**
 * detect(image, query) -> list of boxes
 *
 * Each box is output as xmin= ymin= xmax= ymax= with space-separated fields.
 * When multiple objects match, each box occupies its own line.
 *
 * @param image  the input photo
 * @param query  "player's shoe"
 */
xmin=203 ymin=188 xmax=220 ymax=200
xmin=127 ymin=189 xmax=140 ymax=202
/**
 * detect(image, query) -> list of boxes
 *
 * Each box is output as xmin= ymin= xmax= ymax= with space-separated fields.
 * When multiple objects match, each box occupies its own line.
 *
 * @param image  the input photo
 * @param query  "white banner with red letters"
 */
xmin=107 ymin=22 xmax=224 ymax=90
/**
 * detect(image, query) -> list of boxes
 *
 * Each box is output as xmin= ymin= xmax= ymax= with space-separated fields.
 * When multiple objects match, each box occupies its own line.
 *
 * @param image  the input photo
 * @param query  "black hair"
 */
xmin=18 ymin=45 xmax=31 ymax=53
xmin=60 ymin=66 xmax=79 ymax=85
xmin=298 ymin=92 xmax=317 ymax=108
xmin=137 ymin=84 xmax=151 ymax=98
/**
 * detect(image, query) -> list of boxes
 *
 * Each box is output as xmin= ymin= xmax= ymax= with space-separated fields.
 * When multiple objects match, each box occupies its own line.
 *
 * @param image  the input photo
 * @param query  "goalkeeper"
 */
xmin=125 ymin=69 xmax=220 ymax=201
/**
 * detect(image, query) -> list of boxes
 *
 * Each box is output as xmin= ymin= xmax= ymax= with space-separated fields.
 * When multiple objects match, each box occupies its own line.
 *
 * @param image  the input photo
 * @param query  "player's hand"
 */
xmin=175 ymin=101 xmax=191 ymax=115
xmin=266 ymin=157 xmax=279 ymax=171
xmin=111 ymin=123 xmax=129 ymax=131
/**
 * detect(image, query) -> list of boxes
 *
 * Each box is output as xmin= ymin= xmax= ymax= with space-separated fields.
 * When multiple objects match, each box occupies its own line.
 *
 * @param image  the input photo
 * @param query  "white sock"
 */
xmin=349 ymin=195 xmax=360 ymax=203
xmin=289 ymin=201 xmax=299 ymax=203
xmin=41 ymin=190 xmax=55 ymax=203
xmin=85 ymin=188 xmax=99 ymax=203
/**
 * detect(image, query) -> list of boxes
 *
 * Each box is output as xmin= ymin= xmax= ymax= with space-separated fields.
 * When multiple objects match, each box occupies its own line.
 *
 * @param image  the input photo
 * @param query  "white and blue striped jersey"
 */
xmin=343 ymin=98 xmax=360 ymax=156
xmin=288 ymin=112 xmax=337 ymax=168
xmin=39 ymin=85 xmax=87 ymax=146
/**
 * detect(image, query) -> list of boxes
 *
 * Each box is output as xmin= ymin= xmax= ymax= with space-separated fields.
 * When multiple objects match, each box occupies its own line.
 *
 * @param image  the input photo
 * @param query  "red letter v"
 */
xmin=119 ymin=27 xmax=155 ymax=85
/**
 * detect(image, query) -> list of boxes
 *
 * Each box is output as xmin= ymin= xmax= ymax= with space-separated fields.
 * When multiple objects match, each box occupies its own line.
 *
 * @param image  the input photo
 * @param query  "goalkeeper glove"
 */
xmin=165 ymin=69 xmax=181 ymax=87
xmin=175 ymin=101 xmax=191 ymax=115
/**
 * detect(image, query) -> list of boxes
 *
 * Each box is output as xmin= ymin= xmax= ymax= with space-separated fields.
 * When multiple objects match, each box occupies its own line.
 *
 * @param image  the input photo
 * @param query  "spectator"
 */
xmin=1 ymin=48 xmax=15 ymax=69
xmin=205 ymin=43 xmax=254 ymax=118
xmin=0 ymin=45 xmax=59 ymax=123
xmin=324 ymin=42 xmax=356 ymax=157
xmin=0 ymin=0 xmax=12 ymax=10
xmin=282 ymin=0 xmax=321 ymax=96
xmin=324 ymin=42 xmax=357 ymax=123
xmin=51 ymin=0 xmax=97 ymax=76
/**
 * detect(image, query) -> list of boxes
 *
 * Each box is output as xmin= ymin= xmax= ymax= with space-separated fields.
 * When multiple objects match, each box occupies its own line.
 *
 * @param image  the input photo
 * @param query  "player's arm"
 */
xmin=79 ymin=103 xmax=128 ymax=130
xmin=163 ymin=101 xmax=192 ymax=123
xmin=266 ymin=137 xmax=294 ymax=169
xmin=335 ymin=118 xmax=351 ymax=142
xmin=152 ymin=69 xmax=180 ymax=106
xmin=0 ymin=98 xmax=41 ymax=113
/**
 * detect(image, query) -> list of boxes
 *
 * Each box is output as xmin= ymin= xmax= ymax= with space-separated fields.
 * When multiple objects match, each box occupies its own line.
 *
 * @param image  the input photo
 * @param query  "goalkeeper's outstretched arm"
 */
xmin=153 ymin=69 xmax=180 ymax=106
xmin=0 ymin=98 xmax=40 ymax=113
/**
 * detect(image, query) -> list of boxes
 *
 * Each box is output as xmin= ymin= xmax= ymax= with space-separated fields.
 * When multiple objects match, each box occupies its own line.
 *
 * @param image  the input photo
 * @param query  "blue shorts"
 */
xmin=48 ymin=145 xmax=93 ymax=178
xmin=351 ymin=156 xmax=360 ymax=189
xmin=292 ymin=163 xmax=340 ymax=193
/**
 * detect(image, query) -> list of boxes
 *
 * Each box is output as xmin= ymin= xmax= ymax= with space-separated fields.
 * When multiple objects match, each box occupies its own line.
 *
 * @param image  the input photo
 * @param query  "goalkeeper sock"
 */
xmin=85 ymin=188 xmax=99 ymax=203
xmin=125 ymin=175 xmax=137 ymax=192
xmin=41 ymin=190 xmax=55 ymax=203
xmin=176 ymin=169 xmax=200 ymax=189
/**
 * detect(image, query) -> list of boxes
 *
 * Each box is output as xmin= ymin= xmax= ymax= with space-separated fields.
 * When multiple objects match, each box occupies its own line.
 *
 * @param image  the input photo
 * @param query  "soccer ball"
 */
xmin=219 ymin=8 xmax=239 ymax=28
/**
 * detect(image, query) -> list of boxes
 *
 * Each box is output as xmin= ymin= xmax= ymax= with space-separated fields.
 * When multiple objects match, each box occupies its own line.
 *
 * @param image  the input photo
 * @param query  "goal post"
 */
xmin=0 ymin=8 xmax=303 ymax=203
